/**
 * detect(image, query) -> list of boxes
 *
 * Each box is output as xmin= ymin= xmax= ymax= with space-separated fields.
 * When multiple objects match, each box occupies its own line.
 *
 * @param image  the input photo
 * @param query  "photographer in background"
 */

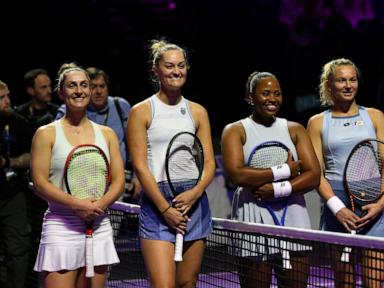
xmin=0 ymin=80 xmax=31 ymax=288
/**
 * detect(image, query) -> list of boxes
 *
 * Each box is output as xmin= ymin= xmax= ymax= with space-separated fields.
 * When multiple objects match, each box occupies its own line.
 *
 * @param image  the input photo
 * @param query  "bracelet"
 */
xmin=327 ymin=196 xmax=346 ymax=216
xmin=272 ymin=181 xmax=292 ymax=198
xmin=161 ymin=205 xmax=172 ymax=215
xmin=271 ymin=163 xmax=291 ymax=181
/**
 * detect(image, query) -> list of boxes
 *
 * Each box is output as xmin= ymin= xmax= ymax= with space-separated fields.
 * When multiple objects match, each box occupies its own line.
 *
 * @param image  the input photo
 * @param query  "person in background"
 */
xmin=16 ymin=67 xmax=59 ymax=288
xmin=17 ymin=68 xmax=59 ymax=132
xmin=221 ymin=71 xmax=320 ymax=288
xmin=56 ymin=67 xmax=141 ymax=201
xmin=127 ymin=39 xmax=215 ymax=287
xmin=31 ymin=63 xmax=124 ymax=288
xmin=0 ymin=80 xmax=31 ymax=288
xmin=307 ymin=58 xmax=384 ymax=287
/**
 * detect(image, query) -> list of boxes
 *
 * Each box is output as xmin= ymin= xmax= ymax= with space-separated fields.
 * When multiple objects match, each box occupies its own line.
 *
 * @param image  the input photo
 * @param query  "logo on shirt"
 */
xmin=180 ymin=107 xmax=186 ymax=115
xmin=343 ymin=120 xmax=364 ymax=127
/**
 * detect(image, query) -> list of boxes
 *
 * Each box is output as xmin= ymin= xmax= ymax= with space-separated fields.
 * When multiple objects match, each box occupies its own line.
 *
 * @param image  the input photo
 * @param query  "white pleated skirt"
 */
xmin=34 ymin=206 xmax=119 ymax=272
xmin=231 ymin=187 xmax=311 ymax=258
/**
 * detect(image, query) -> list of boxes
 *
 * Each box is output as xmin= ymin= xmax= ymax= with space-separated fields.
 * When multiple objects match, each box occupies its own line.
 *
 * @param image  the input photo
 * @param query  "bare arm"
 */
xmin=172 ymin=102 xmax=216 ymax=213
xmin=358 ymin=108 xmax=384 ymax=227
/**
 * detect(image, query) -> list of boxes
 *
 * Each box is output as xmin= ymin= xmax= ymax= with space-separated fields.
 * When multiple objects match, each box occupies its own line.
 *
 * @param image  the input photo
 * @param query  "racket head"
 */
xmin=344 ymin=138 xmax=383 ymax=203
xmin=165 ymin=131 xmax=204 ymax=196
xmin=248 ymin=141 xmax=290 ymax=169
xmin=64 ymin=144 xmax=110 ymax=200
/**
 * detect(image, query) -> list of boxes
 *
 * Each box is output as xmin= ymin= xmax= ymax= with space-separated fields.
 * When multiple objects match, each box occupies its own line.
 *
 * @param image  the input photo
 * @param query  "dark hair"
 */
xmin=245 ymin=71 xmax=276 ymax=103
xmin=24 ymin=68 xmax=49 ymax=88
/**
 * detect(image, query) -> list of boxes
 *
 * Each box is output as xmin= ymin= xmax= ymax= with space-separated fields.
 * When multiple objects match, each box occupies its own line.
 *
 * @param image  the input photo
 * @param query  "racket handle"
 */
xmin=340 ymin=230 xmax=356 ymax=263
xmin=85 ymin=235 xmax=94 ymax=278
xmin=174 ymin=233 xmax=184 ymax=262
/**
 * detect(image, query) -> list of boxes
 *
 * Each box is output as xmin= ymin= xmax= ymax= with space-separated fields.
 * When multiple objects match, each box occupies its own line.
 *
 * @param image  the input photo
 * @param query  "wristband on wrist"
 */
xmin=271 ymin=163 xmax=291 ymax=181
xmin=272 ymin=181 xmax=292 ymax=198
xmin=326 ymin=196 xmax=346 ymax=216
xmin=161 ymin=204 xmax=172 ymax=215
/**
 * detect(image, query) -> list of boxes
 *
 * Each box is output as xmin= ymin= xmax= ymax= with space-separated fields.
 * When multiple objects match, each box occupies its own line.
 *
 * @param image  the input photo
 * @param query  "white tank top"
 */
xmin=147 ymin=95 xmax=195 ymax=182
xmin=49 ymin=120 xmax=109 ymax=210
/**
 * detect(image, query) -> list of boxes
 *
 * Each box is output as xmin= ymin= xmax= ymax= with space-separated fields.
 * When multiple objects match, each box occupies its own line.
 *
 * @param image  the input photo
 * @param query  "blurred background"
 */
xmin=2 ymin=0 xmax=384 ymax=138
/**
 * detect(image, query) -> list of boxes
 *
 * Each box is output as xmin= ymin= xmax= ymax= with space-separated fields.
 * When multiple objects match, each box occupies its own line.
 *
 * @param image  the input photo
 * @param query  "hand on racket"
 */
xmin=165 ymin=131 xmax=204 ymax=262
xmin=247 ymin=141 xmax=295 ymax=269
xmin=64 ymin=144 xmax=110 ymax=278
xmin=344 ymin=138 xmax=384 ymax=231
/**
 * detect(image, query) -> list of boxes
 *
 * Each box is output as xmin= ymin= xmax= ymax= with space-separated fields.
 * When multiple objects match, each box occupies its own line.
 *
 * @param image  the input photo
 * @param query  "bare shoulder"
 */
xmin=366 ymin=107 xmax=384 ymax=119
xmin=129 ymin=98 xmax=152 ymax=120
xmin=187 ymin=99 xmax=207 ymax=116
xmin=222 ymin=120 xmax=245 ymax=140
xmin=306 ymin=112 xmax=324 ymax=131
xmin=31 ymin=122 xmax=56 ymax=150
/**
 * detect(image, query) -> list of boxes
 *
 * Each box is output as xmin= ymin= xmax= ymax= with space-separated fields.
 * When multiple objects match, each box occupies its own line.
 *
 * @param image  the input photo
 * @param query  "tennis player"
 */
xmin=127 ymin=38 xmax=215 ymax=287
xmin=221 ymin=71 xmax=320 ymax=288
xmin=30 ymin=63 xmax=125 ymax=288
xmin=307 ymin=58 xmax=384 ymax=287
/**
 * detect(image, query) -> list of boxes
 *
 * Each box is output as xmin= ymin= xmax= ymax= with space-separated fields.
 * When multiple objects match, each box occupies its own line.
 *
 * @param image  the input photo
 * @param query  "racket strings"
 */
xmin=346 ymin=143 xmax=382 ymax=202
xmin=249 ymin=146 xmax=288 ymax=169
xmin=167 ymin=136 xmax=203 ymax=183
xmin=66 ymin=147 xmax=109 ymax=199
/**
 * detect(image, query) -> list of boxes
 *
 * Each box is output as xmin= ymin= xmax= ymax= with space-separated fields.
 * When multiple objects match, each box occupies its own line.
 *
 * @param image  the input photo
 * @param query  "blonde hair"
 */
xmin=0 ymin=80 xmax=8 ymax=90
xmin=319 ymin=58 xmax=360 ymax=106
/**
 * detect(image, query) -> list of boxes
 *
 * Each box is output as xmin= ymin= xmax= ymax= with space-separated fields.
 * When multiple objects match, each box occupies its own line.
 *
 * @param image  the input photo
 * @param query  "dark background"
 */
xmin=2 ymin=0 xmax=384 ymax=138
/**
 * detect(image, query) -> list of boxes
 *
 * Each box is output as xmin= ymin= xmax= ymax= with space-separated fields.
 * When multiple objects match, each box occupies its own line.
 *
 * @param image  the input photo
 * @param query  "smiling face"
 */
xmin=328 ymin=64 xmax=358 ymax=105
xmin=249 ymin=76 xmax=282 ymax=123
xmin=59 ymin=70 xmax=91 ymax=111
xmin=153 ymin=49 xmax=187 ymax=92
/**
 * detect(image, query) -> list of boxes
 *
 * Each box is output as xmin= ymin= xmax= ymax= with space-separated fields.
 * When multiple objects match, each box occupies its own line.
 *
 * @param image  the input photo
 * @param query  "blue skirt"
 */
xmin=139 ymin=180 xmax=212 ymax=242
xmin=322 ymin=180 xmax=384 ymax=236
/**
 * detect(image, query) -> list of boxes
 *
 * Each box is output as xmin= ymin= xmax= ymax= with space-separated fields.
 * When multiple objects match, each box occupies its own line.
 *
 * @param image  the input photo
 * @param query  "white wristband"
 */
xmin=271 ymin=163 xmax=291 ymax=181
xmin=327 ymin=196 xmax=346 ymax=216
xmin=273 ymin=181 xmax=292 ymax=198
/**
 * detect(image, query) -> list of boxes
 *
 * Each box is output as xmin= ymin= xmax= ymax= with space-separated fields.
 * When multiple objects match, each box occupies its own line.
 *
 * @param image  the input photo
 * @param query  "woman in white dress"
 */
xmin=30 ymin=63 xmax=125 ymax=288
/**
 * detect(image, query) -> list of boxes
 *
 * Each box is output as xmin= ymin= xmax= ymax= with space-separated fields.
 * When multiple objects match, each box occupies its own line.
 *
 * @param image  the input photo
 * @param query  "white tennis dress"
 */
xmin=34 ymin=120 xmax=119 ymax=272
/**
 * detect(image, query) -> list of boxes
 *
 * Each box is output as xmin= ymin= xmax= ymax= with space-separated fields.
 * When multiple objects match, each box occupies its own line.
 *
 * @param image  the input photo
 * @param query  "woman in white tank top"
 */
xmin=30 ymin=63 xmax=125 ymax=288
xmin=127 ymin=39 xmax=216 ymax=287
xmin=221 ymin=71 xmax=320 ymax=288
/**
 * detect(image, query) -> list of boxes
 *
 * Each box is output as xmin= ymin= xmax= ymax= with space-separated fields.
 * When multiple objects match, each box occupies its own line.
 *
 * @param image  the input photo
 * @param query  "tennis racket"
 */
xmin=341 ymin=138 xmax=384 ymax=262
xmin=165 ymin=131 xmax=204 ymax=262
xmin=64 ymin=144 xmax=110 ymax=277
xmin=248 ymin=140 xmax=292 ymax=269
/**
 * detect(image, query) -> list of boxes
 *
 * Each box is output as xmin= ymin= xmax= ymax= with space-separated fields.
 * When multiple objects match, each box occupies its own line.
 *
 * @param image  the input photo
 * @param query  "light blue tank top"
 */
xmin=322 ymin=106 xmax=376 ymax=182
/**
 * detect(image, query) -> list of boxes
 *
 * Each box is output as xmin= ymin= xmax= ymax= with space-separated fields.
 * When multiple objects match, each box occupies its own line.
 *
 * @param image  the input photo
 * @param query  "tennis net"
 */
xmin=108 ymin=201 xmax=384 ymax=287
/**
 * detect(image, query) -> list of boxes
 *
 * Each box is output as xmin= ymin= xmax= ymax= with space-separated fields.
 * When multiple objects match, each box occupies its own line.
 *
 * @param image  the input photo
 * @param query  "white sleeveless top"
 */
xmin=48 ymin=120 xmax=109 ymax=211
xmin=147 ymin=95 xmax=195 ymax=182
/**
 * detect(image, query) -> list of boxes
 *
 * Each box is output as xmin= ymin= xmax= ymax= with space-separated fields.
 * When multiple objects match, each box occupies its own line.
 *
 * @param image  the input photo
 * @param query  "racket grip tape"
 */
xmin=85 ymin=235 xmax=94 ymax=278
xmin=174 ymin=233 xmax=184 ymax=262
